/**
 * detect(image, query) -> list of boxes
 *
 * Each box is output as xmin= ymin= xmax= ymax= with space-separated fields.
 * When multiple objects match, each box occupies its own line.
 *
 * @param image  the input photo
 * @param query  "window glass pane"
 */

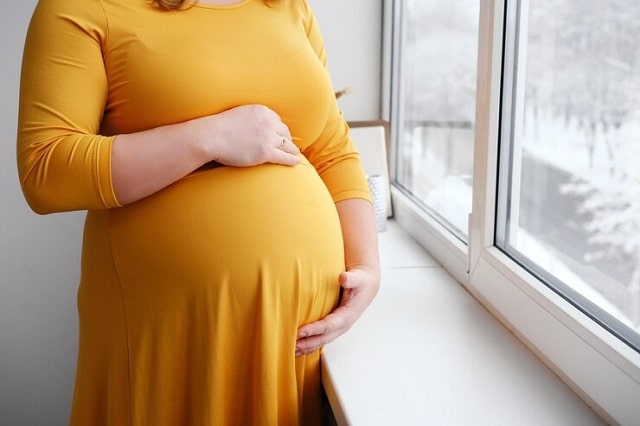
xmin=394 ymin=0 xmax=480 ymax=240
xmin=497 ymin=0 xmax=640 ymax=349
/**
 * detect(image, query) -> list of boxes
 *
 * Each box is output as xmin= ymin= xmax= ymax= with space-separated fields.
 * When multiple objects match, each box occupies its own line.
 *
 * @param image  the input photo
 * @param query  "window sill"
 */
xmin=321 ymin=220 xmax=603 ymax=425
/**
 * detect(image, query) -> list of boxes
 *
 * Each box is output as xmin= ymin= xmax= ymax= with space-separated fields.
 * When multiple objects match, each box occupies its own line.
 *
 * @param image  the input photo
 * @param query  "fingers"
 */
xmin=268 ymin=134 xmax=300 ymax=166
xmin=271 ymin=150 xmax=301 ymax=166
xmin=273 ymin=119 xmax=291 ymax=140
xmin=296 ymin=313 xmax=349 ymax=356
xmin=211 ymin=104 xmax=303 ymax=167
xmin=276 ymin=136 xmax=300 ymax=155
xmin=295 ymin=333 xmax=326 ymax=357
xmin=260 ymin=109 xmax=301 ymax=165
xmin=296 ymin=299 xmax=360 ymax=356
xmin=295 ymin=268 xmax=380 ymax=357
xmin=339 ymin=269 xmax=372 ymax=289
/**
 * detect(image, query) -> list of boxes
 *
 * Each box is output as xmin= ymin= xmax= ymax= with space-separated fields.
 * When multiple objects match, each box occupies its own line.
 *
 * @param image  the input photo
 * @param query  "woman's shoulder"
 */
xmin=32 ymin=0 xmax=147 ymax=18
xmin=30 ymin=0 xmax=152 ymax=35
xmin=289 ymin=0 xmax=311 ymax=15
xmin=276 ymin=0 xmax=314 ymax=27
xmin=34 ymin=0 xmax=103 ymax=12
xmin=31 ymin=0 xmax=109 ymax=26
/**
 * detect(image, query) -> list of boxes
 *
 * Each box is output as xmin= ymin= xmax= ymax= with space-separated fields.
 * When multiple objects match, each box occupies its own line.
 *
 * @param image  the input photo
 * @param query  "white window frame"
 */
xmin=385 ymin=0 xmax=640 ymax=423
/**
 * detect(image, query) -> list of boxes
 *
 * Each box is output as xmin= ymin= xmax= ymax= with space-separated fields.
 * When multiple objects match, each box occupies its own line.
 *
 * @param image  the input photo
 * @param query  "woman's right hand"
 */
xmin=194 ymin=104 xmax=301 ymax=167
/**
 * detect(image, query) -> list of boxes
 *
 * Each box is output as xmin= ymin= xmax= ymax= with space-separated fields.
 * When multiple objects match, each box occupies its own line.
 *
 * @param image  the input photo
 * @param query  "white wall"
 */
xmin=310 ymin=0 xmax=383 ymax=120
xmin=0 ymin=1 xmax=381 ymax=424
xmin=1 ymin=1 xmax=86 ymax=424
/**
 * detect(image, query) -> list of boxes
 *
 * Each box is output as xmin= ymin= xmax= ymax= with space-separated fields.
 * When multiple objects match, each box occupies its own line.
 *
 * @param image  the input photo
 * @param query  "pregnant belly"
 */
xmin=104 ymin=157 xmax=345 ymax=314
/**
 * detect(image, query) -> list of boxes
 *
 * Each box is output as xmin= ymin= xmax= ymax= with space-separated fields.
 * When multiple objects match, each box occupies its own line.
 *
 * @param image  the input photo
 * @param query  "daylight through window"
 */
xmin=496 ymin=0 xmax=640 ymax=349
xmin=393 ymin=0 xmax=480 ymax=241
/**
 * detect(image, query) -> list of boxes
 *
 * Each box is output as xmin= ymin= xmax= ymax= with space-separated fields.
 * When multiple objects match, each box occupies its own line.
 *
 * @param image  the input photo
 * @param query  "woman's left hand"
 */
xmin=295 ymin=266 xmax=379 ymax=356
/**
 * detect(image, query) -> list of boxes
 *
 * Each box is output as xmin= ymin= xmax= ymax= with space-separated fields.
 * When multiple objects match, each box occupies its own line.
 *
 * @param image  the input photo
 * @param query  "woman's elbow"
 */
xmin=19 ymin=176 xmax=61 ymax=215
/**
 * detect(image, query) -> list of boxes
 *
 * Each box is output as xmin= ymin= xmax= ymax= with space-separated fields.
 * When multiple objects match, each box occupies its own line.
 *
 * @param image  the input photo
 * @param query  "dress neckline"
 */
xmin=191 ymin=0 xmax=250 ymax=10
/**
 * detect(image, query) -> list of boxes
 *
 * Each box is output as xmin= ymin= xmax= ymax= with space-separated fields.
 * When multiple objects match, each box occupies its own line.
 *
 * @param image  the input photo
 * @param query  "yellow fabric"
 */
xmin=17 ymin=0 xmax=371 ymax=424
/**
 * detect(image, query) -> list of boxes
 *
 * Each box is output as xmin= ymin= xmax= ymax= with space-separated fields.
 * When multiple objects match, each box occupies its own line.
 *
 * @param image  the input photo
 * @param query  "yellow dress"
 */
xmin=17 ymin=0 xmax=370 ymax=424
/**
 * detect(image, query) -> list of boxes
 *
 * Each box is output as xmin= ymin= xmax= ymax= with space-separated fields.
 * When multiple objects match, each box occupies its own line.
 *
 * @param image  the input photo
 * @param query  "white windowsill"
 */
xmin=321 ymin=220 xmax=604 ymax=425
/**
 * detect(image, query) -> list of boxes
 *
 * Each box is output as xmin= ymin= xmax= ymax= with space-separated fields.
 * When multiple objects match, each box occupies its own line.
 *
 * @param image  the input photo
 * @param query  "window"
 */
xmin=388 ymin=0 xmax=640 ymax=422
xmin=392 ymin=0 xmax=480 ymax=241
xmin=497 ymin=0 xmax=640 ymax=350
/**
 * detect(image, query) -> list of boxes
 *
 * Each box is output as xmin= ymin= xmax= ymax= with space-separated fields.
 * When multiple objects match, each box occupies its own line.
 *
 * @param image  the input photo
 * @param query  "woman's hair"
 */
xmin=152 ymin=0 xmax=276 ymax=10
xmin=152 ymin=0 xmax=184 ymax=9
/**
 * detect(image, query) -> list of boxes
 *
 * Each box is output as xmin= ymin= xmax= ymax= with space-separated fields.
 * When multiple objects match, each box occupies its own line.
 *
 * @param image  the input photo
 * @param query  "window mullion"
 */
xmin=468 ymin=0 xmax=505 ymax=274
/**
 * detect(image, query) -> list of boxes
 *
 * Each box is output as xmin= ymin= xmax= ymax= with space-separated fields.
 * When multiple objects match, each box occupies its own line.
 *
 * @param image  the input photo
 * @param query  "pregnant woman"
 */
xmin=17 ymin=0 xmax=380 ymax=424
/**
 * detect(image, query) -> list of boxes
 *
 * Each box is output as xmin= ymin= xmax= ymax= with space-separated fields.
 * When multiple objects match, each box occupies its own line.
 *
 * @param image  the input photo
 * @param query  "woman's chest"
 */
xmin=100 ymin=1 xmax=333 ymax=145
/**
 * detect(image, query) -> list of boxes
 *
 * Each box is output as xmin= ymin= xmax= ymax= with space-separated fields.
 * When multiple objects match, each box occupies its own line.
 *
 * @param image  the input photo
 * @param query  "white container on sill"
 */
xmin=367 ymin=174 xmax=387 ymax=232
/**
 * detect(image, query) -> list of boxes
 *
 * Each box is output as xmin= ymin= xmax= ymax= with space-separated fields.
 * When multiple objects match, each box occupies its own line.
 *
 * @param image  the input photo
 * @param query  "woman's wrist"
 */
xmin=185 ymin=114 xmax=223 ymax=164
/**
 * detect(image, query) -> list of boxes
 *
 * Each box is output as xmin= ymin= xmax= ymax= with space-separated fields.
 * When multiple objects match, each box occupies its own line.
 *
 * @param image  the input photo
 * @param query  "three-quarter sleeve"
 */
xmin=299 ymin=0 xmax=372 ymax=204
xmin=17 ymin=0 xmax=119 ymax=214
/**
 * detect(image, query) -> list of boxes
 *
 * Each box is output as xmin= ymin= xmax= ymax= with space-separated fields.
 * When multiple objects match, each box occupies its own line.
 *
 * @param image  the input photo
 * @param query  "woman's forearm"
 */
xmin=111 ymin=105 xmax=301 ymax=205
xmin=111 ymin=119 xmax=211 ymax=205
xmin=335 ymin=198 xmax=381 ymax=277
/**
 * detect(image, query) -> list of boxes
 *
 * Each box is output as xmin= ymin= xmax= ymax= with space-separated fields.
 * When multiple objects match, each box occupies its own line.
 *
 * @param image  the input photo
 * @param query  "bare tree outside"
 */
xmin=514 ymin=0 xmax=640 ymax=330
